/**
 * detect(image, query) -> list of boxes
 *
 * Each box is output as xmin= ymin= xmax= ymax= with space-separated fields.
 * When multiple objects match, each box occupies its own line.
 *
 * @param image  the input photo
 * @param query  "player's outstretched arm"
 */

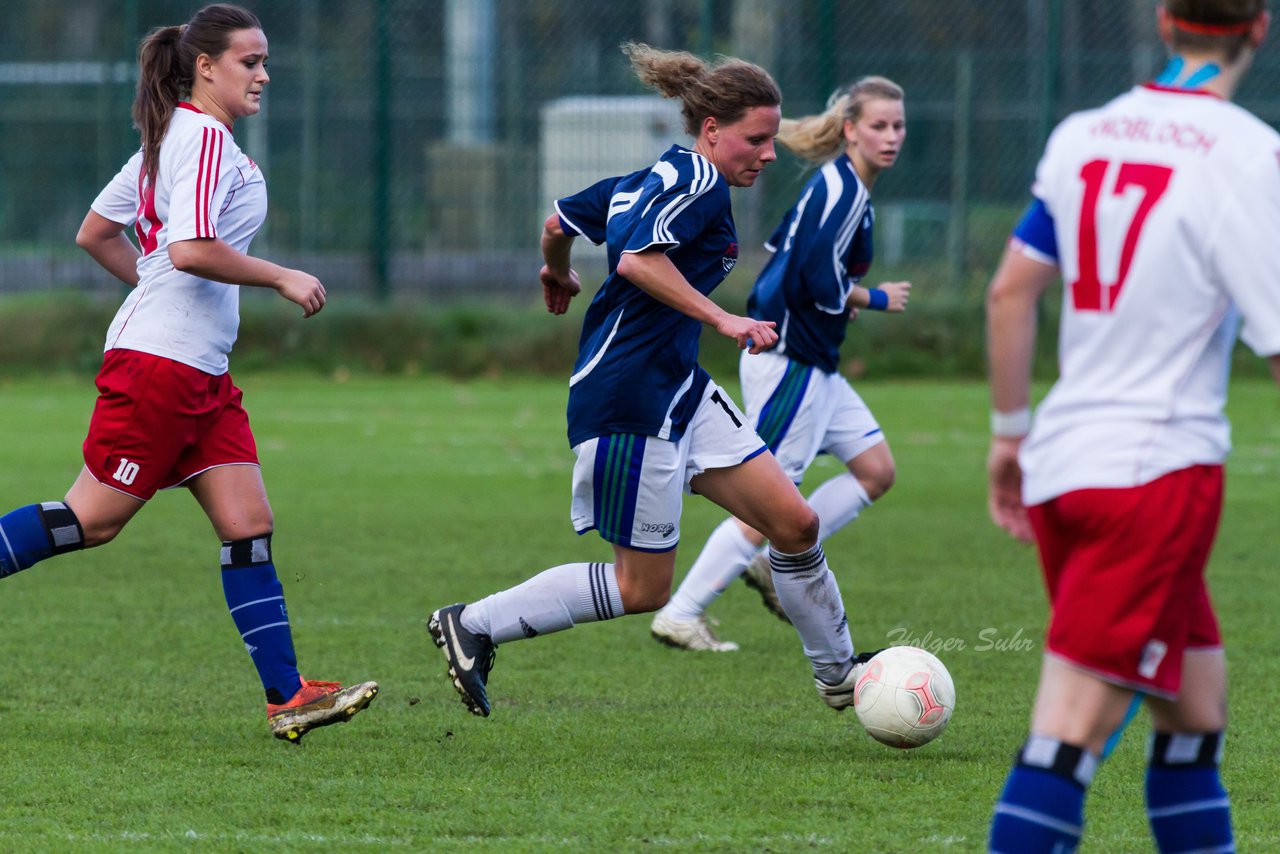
xmin=540 ymin=214 xmax=581 ymax=315
xmin=849 ymin=281 xmax=911 ymax=314
xmin=617 ymin=248 xmax=776 ymax=353
xmin=76 ymin=211 xmax=141 ymax=287
xmin=168 ymin=237 xmax=326 ymax=318
xmin=985 ymin=243 xmax=1056 ymax=542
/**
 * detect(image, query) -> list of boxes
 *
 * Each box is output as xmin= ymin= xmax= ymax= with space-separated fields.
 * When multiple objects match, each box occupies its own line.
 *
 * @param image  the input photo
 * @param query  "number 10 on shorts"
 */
xmin=112 ymin=458 xmax=140 ymax=486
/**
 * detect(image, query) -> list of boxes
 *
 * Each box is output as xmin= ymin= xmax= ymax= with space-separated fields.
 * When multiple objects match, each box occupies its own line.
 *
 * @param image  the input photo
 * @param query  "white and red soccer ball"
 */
xmin=853 ymin=645 xmax=955 ymax=749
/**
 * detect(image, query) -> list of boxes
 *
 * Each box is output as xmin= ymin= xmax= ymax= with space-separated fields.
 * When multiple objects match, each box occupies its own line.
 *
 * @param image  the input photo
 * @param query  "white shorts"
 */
xmin=740 ymin=349 xmax=884 ymax=484
xmin=570 ymin=380 xmax=766 ymax=552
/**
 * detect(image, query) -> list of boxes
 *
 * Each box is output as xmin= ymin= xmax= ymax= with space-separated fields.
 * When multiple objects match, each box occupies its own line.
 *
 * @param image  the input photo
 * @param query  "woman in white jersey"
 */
xmin=651 ymin=77 xmax=913 ymax=651
xmin=0 ymin=4 xmax=375 ymax=743
xmin=427 ymin=44 xmax=879 ymax=719
xmin=985 ymin=1 xmax=1277 ymax=849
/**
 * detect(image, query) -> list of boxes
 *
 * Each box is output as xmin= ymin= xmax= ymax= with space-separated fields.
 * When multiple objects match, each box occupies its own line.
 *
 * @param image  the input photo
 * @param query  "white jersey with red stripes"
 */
xmin=90 ymin=102 xmax=267 ymax=375
xmin=1018 ymin=83 xmax=1280 ymax=505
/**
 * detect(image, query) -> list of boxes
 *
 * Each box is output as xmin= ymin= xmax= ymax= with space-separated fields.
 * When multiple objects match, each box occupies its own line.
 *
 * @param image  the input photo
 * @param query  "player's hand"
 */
xmin=276 ymin=269 xmax=326 ymax=318
xmin=879 ymin=280 xmax=912 ymax=312
xmin=987 ymin=436 xmax=1033 ymax=543
xmin=717 ymin=315 xmax=777 ymax=354
xmin=541 ymin=265 xmax=581 ymax=315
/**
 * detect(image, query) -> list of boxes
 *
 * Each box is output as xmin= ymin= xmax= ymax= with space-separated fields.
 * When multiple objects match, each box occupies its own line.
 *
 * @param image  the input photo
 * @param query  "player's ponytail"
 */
xmin=134 ymin=25 xmax=186 ymax=183
xmin=623 ymin=42 xmax=780 ymax=138
xmin=778 ymin=76 xmax=904 ymax=165
xmin=131 ymin=4 xmax=261 ymax=183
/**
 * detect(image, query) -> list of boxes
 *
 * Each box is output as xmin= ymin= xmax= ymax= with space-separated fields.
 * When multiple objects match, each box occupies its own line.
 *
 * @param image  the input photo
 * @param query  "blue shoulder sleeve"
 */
xmin=1011 ymin=198 xmax=1058 ymax=263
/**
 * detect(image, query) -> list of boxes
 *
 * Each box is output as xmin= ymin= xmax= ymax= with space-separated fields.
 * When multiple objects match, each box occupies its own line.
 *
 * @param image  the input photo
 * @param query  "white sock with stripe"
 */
xmin=769 ymin=544 xmax=854 ymax=682
xmin=461 ymin=562 xmax=624 ymax=644
xmin=663 ymin=519 xmax=759 ymax=621
xmin=807 ymin=472 xmax=872 ymax=541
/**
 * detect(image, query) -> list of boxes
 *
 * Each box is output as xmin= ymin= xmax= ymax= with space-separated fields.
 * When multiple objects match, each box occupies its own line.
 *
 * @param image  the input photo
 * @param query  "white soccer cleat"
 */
xmin=650 ymin=609 xmax=740 ymax=652
xmin=814 ymin=649 xmax=883 ymax=711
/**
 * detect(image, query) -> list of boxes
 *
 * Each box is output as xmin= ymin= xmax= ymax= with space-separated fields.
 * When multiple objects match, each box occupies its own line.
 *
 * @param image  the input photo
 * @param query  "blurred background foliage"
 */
xmin=2 ymin=1 xmax=1277 ymax=377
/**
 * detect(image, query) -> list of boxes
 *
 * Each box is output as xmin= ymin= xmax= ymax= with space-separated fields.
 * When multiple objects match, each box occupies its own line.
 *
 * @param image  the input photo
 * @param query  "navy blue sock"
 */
xmin=0 ymin=502 xmax=84 ymax=578
xmin=1146 ymin=731 xmax=1233 ymax=853
xmin=220 ymin=535 xmax=302 ymax=705
xmin=989 ymin=736 xmax=1096 ymax=853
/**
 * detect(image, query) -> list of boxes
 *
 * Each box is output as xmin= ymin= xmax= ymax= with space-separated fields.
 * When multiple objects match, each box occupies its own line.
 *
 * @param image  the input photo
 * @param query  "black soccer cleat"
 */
xmin=427 ymin=603 xmax=497 ymax=717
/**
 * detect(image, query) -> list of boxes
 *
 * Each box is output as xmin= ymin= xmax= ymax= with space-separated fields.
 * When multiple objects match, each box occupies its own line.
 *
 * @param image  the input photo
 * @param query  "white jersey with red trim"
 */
xmin=90 ymin=103 xmax=267 ymax=375
xmin=1018 ymin=84 xmax=1280 ymax=505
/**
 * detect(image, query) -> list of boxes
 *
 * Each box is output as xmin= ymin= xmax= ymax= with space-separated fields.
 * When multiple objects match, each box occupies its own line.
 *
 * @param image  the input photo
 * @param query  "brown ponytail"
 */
xmin=622 ymin=42 xmax=780 ymax=137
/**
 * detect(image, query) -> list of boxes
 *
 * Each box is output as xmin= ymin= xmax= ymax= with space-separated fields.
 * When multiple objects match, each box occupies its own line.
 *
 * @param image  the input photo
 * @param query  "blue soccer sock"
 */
xmin=220 ymin=535 xmax=302 ymax=705
xmin=1146 ymin=731 xmax=1233 ymax=853
xmin=989 ymin=736 xmax=1096 ymax=853
xmin=0 ymin=502 xmax=84 ymax=578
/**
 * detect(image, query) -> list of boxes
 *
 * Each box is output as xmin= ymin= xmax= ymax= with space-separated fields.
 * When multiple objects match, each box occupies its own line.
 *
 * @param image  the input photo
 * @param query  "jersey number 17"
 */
xmin=1072 ymin=159 xmax=1174 ymax=312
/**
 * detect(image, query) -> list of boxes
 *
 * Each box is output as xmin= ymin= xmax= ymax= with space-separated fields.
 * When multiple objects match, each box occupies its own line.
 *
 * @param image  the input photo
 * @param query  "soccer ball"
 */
xmin=853 ymin=646 xmax=955 ymax=749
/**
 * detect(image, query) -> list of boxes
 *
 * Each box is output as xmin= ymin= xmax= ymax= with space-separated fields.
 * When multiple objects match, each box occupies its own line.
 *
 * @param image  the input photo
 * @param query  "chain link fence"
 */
xmin=3 ymin=0 xmax=1279 ymax=299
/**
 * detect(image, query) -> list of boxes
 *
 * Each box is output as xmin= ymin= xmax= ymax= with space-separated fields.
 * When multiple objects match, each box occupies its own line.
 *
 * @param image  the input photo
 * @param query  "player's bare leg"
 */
xmin=1029 ymin=656 xmax=1138 ymax=755
xmin=63 ymin=466 xmax=146 ymax=547
xmin=693 ymin=453 xmax=862 ymax=704
xmin=740 ymin=441 xmax=895 ymax=622
xmin=0 ymin=466 xmax=131 ymax=580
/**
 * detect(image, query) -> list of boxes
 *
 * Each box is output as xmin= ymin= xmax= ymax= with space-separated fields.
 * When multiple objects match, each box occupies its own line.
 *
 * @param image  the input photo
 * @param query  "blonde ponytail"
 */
xmin=778 ymin=76 xmax=904 ymax=165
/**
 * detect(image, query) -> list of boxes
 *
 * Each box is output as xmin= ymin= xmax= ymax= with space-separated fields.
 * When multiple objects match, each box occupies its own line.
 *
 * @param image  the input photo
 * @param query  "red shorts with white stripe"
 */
xmin=1028 ymin=464 xmax=1223 ymax=699
xmin=82 ymin=349 xmax=259 ymax=500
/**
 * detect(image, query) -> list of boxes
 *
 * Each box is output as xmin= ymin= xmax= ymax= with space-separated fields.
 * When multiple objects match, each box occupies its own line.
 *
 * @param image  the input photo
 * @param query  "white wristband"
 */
xmin=991 ymin=407 xmax=1032 ymax=438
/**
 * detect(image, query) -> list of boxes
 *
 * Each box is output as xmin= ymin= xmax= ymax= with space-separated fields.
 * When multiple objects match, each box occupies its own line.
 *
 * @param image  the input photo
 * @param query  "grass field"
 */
xmin=0 ymin=373 xmax=1277 ymax=851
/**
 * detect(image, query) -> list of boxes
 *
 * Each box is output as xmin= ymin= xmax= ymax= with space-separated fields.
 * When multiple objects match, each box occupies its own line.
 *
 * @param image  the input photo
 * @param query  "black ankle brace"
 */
xmin=220 ymin=534 xmax=273 ymax=569
xmin=1148 ymin=731 xmax=1223 ymax=768
xmin=38 ymin=501 xmax=84 ymax=555
xmin=1016 ymin=735 xmax=1097 ymax=788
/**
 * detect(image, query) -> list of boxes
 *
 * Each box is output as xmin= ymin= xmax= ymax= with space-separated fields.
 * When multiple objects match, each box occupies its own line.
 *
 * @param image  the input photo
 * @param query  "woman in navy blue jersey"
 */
xmin=651 ymin=77 xmax=912 ymax=651
xmin=428 ymin=44 xmax=875 ymax=718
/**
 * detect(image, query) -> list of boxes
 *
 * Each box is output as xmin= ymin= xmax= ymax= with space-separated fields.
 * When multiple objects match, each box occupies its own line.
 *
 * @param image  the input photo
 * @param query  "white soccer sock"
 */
xmin=663 ymin=519 xmax=760 ymax=621
xmin=460 ymin=562 xmax=625 ymax=644
xmin=770 ymin=544 xmax=854 ymax=683
xmin=807 ymin=472 xmax=872 ymax=541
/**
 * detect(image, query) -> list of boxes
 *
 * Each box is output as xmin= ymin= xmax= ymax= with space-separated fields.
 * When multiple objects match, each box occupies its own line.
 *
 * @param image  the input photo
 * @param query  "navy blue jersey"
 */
xmin=747 ymin=153 xmax=873 ymax=374
xmin=556 ymin=145 xmax=738 ymax=446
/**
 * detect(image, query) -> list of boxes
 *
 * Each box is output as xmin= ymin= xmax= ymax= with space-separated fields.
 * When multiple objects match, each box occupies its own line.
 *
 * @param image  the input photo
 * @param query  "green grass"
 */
xmin=0 ymin=374 xmax=1277 ymax=851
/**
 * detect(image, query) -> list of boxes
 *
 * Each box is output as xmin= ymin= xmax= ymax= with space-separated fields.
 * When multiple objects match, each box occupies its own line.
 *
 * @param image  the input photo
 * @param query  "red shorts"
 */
xmin=1028 ymin=464 xmax=1223 ymax=699
xmin=82 ymin=349 xmax=259 ymax=500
